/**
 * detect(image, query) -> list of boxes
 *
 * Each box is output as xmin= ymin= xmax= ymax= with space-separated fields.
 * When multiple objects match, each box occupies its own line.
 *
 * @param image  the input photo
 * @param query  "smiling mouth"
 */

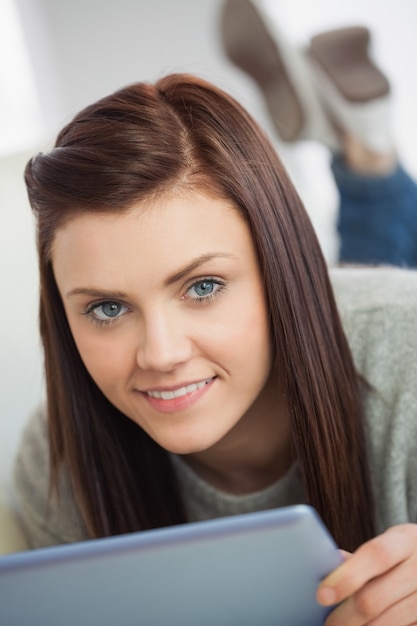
xmin=145 ymin=378 xmax=215 ymax=400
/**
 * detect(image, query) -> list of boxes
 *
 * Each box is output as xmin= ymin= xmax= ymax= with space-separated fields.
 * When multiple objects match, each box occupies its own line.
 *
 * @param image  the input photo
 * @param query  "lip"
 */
xmin=138 ymin=377 xmax=216 ymax=413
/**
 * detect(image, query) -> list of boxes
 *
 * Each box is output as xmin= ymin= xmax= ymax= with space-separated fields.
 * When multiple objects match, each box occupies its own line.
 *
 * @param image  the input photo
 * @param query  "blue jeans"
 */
xmin=332 ymin=157 xmax=417 ymax=267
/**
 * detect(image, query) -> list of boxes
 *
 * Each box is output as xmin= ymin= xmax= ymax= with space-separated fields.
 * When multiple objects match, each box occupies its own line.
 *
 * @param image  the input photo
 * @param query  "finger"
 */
xmin=326 ymin=590 xmax=417 ymax=626
xmin=318 ymin=525 xmax=417 ymax=606
xmin=324 ymin=563 xmax=417 ymax=626
xmin=366 ymin=590 xmax=417 ymax=626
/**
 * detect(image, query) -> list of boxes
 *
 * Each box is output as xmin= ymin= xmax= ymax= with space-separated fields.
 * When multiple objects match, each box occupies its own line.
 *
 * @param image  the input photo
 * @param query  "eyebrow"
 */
xmin=66 ymin=252 xmax=235 ymax=299
xmin=164 ymin=252 xmax=235 ymax=286
xmin=66 ymin=287 xmax=130 ymax=299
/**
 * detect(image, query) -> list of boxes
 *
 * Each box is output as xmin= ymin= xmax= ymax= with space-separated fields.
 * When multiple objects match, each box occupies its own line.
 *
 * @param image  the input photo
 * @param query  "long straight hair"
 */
xmin=25 ymin=73 xmax=375 ymax=550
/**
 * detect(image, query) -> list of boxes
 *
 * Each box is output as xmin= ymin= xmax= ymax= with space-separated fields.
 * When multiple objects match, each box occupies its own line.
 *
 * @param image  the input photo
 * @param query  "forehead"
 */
xmin=51 ymin=190 xmax=256 ymax=282
xmin=52 ymin=190 xmax=245 ymax=247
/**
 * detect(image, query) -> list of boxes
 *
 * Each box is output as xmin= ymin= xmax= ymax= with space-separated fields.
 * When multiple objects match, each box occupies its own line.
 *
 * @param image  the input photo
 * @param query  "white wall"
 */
xmin=1 ymin=0 xmax=417 ymax=510
xmin=0 ymin=149 xmax=42 ymax=506
xmin=15 ymin=0 xmax=263 ymax=140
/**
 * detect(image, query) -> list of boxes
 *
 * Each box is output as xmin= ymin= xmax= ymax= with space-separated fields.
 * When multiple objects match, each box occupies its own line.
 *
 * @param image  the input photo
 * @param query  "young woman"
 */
xmin=15 ymin=73 xmax=417 ymax=624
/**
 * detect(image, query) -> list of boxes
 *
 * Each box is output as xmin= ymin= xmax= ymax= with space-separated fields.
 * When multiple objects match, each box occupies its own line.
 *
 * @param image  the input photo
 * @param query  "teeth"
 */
xmin=147 ymin=379 xmax=211 ymax=400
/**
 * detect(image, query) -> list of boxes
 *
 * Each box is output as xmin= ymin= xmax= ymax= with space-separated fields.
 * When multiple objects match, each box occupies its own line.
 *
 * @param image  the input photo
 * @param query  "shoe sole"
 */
xmin=220 ymin=0 xmax=339 ymax=148
xmin=220 ymin=0 xmax=304 ymax=141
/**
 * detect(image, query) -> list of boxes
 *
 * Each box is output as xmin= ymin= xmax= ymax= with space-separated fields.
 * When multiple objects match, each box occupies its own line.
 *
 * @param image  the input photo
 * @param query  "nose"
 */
xmin=136 ymin=310 xmax=193 ymax=372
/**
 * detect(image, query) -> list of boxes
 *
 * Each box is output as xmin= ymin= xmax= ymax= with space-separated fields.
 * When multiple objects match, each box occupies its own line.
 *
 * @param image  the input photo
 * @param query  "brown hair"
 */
xmin=25 ymin=73 xmax=375 ymax=550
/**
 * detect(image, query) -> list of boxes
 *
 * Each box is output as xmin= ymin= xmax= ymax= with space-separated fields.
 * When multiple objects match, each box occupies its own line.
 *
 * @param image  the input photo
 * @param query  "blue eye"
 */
xmin=187 ymin=279 xmax=225 ymax=302
xmin=194 ymin=281 xmax=215 ymax=297
xmin=91 ymin=302 xmax=128 ymax=321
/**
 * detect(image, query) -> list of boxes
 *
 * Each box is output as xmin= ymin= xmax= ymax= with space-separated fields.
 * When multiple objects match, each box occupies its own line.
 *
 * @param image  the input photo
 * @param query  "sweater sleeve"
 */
xmin=13 ymin=408 xmax=88 ymax=548
xmin=330 ymin=266 xmax=417 ymax=530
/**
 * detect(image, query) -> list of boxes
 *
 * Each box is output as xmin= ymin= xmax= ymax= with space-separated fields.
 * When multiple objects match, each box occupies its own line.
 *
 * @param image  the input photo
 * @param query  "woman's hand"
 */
xmin=317 ymin=524 xmax=417 ymax=625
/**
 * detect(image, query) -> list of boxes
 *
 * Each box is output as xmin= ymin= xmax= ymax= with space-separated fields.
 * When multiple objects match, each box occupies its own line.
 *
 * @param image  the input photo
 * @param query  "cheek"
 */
xmin=236 ymin=300 xmax=271 ymax=368
xmin=68 ymin=322 xmax=136 ymax=389
xmin=199 ymin=295 xmax=271 ymax=369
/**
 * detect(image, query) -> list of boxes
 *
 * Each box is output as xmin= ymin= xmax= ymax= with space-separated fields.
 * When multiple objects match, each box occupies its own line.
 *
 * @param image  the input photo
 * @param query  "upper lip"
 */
xmin=138 ymin=376 xmax=215 ymax=394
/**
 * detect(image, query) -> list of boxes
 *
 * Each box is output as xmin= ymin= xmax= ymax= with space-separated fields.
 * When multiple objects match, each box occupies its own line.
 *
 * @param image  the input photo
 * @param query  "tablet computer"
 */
xmin=0 ymin=504 xmax=342 ymax=626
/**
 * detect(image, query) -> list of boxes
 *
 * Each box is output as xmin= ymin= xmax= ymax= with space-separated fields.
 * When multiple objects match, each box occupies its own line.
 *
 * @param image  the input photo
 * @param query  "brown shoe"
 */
xmin=220 ymin=0 xmax=339 ymax=147
xmin=308 ymin=26 xmax=392 ymax=153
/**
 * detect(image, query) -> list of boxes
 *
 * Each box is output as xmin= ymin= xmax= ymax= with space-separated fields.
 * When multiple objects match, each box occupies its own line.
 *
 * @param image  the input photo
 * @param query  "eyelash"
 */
xmin=184 ymin=277 xmax=227 ymax=303
xmin=83 ymin=302 xmax=130 ymax=327
xmin=82 ymin=277 xmax=227 ymax=327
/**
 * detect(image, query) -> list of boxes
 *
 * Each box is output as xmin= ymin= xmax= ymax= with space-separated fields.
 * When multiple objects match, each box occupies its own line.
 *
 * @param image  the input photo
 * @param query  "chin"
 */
xmin=156 ymin=432 xmax=219 ymax=456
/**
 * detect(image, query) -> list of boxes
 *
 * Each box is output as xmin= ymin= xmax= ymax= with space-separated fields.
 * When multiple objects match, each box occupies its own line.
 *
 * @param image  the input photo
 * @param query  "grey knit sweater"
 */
xmin=14 ymin=267 xmax=417 ymax=548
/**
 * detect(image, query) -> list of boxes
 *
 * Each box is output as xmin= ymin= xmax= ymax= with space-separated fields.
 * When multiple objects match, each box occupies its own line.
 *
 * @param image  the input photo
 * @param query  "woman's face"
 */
xmin=52 ymin=189 xmax=280 ymax=457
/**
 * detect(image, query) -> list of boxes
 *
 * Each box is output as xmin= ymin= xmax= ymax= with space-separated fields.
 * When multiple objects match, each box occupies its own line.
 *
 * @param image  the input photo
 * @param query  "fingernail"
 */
xmin=317 ymin=586 xmax=337 ymax=606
